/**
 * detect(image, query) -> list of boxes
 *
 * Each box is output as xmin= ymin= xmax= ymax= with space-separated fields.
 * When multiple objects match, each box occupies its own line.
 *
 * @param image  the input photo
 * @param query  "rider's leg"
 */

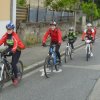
xmin=12 ymin=50 xmax=21 ymax=79
xmin=56 ymin=44 xmax=61 ymax=62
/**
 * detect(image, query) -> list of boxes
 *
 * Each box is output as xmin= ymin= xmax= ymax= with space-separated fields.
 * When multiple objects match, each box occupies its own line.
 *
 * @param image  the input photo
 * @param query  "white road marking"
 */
xmin=39 ymin=68 xmax=62 ymax=76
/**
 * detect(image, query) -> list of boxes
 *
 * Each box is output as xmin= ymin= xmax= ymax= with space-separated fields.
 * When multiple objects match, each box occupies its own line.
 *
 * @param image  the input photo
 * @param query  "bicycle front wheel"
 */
xmin=0 ymin=63 xmax=5 ymax=91
xmin=44 ymin=56 xmax=54 ymax=78
xmin=64 ymin=48 xmax=70 ymax=63
xmin=86 ymin=47 xmax=90 ymax=61
xmin=17 ymin=60 xmax=23 ymax=81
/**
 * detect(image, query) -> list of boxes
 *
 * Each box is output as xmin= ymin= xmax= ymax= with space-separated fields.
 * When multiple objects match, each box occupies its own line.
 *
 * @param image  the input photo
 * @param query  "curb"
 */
xmin=23 ymin=43 xmax=85 ymax=75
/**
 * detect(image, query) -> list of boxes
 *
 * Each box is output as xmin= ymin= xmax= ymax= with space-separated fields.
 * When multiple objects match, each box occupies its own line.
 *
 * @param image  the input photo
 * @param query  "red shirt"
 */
xmin=42 ymin=28 xmax=62 ymax=44
xmin=82 ymin=29 xmax=95 ymax=40
xmin=0 ymin=32 xmax=25 ymax=52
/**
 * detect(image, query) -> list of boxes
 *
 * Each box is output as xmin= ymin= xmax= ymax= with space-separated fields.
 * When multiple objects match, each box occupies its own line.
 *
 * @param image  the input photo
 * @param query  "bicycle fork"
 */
xmin=86 ymin=44 xmax=91 ymax=54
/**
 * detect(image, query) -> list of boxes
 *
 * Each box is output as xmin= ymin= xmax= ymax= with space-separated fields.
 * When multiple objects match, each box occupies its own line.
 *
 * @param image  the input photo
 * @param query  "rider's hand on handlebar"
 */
xmin=82 ymin=39 xmax=84 ymax=41
xmin=42 ymin=43 xmax=46 ymax=47
xmin=7 ymin=51 xmax=13 ymax=55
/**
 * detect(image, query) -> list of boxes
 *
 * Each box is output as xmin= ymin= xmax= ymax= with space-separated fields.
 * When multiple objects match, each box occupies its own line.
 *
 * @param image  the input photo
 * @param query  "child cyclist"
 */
xmin=0 ymin=22 xmax=25 ymax=86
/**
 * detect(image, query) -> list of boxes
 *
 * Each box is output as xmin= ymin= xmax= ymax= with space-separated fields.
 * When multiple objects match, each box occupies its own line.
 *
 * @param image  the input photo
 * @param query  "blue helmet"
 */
xmin=6 ymin=22 xmax=15 ymax=29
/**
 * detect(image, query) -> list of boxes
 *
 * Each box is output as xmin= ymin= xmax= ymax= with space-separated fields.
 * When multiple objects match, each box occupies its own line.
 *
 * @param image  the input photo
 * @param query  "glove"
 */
xmin=58 ymin=42 xmax=61 ymax=46
xmin=42 ymin=43 xmax=46 ymax=47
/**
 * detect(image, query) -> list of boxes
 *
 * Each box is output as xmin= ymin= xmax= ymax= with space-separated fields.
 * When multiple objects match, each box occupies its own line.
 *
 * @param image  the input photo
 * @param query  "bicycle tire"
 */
xmin=64 ymin=48 xmax=69 ymax=63
xmin=55 ymin=65 xmax=59 ymax=71
xmin=16 ymin=60 xmax=23 ymax=81
xmin=86 ymin=47 xmax=89 ymax=61
xmin=44 ymin=56 xmax=53 ymax=78
xmin=69 ymin=47 xmax=72 ymax=60
xmin=0 ymin=63 xmax=5 ymax=90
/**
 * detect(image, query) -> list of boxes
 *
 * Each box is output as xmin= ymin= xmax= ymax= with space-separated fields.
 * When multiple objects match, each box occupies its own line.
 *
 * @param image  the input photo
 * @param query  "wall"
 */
xmin=0 ymin=0 xmax=16 ymax=49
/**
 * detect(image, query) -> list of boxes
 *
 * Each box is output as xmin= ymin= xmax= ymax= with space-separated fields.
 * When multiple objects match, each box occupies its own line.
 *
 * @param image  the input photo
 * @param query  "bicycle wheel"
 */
xmin=86 ymin=47 xmax=90 ymax=61
xmin=0 ymin=63 xmax=5 ymax=90
xmin=16 ymin=60 xmax=23 ymax=81
xmin=44 ymin=56 xmax=54 ymax=78
xmin=64 ymin=48 xmax=69 ymax=63
xmin=69 ymin=47 xmax=72 ymax=60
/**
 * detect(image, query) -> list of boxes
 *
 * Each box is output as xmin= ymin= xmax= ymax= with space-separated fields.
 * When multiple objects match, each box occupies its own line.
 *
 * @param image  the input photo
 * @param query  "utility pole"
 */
xmin=36 ymin=0 xmax=39 ymax=22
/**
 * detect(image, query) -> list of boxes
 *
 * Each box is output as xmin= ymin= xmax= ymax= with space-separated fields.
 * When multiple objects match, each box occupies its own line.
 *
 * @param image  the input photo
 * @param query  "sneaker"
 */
xmin=90 ymin=52 xmax=93 ymax=57
xmin=12 ymin=79 xmax=18 ymax=86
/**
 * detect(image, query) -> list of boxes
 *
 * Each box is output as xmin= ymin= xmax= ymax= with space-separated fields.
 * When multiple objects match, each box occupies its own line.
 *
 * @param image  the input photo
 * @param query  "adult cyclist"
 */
xmin=82 ymin=23 xmax=95 ymax=56
xmin=0 ymin=22 xmax=25 ymax=86
xmin=42 ymin=21 xmax=62 ymax=64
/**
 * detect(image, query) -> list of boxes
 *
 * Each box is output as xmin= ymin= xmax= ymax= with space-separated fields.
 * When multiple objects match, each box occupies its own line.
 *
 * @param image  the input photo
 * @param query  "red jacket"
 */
xmin=42 ymin=28 xmax=62 ymax=44
xmin=0 ymin=32 xmax=25 ymax=52
xmin=82 ymin=29 xmax=95 ymax=40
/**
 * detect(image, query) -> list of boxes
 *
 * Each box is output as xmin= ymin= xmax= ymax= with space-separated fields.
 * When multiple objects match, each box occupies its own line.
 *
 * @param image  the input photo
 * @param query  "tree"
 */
xmin=44 ymin=0 xmax=80 ymax=11
xmin=17 ymin=0 xmax=26 ymax=6
xmin=81 ymin=2 xmax=99 ymax=22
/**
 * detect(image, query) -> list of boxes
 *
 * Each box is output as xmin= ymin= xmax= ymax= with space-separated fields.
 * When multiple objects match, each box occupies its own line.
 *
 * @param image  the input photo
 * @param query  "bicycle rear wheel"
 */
xmin=44 ymin=56 xmax=54 ymax=78
xmin=17 ymin=60 xmax=23 ymax=81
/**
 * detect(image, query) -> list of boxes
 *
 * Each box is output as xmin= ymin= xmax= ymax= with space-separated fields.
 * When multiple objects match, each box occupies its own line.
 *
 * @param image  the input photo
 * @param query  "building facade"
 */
xmin=0 ymin=0 xmax=16 ymax=48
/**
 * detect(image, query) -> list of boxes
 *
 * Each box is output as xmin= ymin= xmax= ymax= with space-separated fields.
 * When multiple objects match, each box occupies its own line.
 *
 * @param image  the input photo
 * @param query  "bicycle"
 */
xmin=64 ymin=38 xmax=72 ymax=63
xmin=85 ymin=37 xmax=92 ymax=61
xmin=0 ymin=51 xmax=23 ymax=90
xmin=44 ymin=44 xmax=61 ymax=78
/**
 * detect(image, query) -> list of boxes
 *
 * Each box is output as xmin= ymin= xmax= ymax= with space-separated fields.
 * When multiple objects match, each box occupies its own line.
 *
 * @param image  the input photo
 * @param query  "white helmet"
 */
xmin=87 ymin=23 xmax=92 ymax=27
xmin=69 ymin=27 xmax=74 ymax=31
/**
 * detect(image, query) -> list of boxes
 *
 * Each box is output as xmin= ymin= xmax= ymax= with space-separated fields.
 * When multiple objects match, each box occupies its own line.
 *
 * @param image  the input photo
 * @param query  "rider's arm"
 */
xmin=0 ymin=33 xmax=7 ymax=45
xmin=12 ymin=36 xmax=18 ymax=53
xmin=42 ymin=29 xmax=50 ymax=43
xmin=82 ymin=30 xmax=86 ymax=40
xmin=91 ymin=29 xmax=95 ymax=40
xmin=58 ymin=29 xmax=62 ymax=44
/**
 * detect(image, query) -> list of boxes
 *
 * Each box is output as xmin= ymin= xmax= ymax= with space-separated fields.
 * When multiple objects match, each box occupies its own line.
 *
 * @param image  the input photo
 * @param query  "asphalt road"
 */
xmin=1 ymin=39 xmax=100 ymax=100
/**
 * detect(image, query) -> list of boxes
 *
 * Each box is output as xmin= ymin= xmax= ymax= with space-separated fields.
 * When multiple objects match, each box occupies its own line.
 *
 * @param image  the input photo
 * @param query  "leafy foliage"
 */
xmin=17 ymin=0 xmax=26 ymax=6
xmin=44 ymin=0 xmax=80 ymax=11
xmin=81 ymin=2 xmax=99 ymax=21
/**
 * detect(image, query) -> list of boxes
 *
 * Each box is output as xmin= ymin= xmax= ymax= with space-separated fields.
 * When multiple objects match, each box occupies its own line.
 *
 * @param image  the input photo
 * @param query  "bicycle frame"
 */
xmin=66 ymin=40 xmax=72 ymax=55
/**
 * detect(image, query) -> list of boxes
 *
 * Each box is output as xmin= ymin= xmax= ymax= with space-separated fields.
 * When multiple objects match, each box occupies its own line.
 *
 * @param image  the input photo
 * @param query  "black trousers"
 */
xmin=50 ymin=42 xmax=61 ymax=61
xmin=4 ymin=48 xmax=21 ymax=78
xmin=68 ymin=39 xmax=75 ymax=49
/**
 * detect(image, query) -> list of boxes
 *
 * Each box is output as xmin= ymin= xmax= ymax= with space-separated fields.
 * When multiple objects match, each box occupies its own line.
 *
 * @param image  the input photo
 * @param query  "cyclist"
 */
xmin=82 ymin=23 xmax=95 ymax=56
xmin=0 ymin=22 xmax=25 ymax=85
xmin=63 ymin=27 xmax=77 ymax=51
xmin=42 ymin=21 xmax=62 ymax=64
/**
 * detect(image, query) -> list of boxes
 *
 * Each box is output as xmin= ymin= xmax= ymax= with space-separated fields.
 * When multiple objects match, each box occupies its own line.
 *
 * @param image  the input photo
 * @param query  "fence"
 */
xmin=16 ymin=6 xmax=28 ymax=22
xmin=29 ymin=7 xmax=74 ymax=23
